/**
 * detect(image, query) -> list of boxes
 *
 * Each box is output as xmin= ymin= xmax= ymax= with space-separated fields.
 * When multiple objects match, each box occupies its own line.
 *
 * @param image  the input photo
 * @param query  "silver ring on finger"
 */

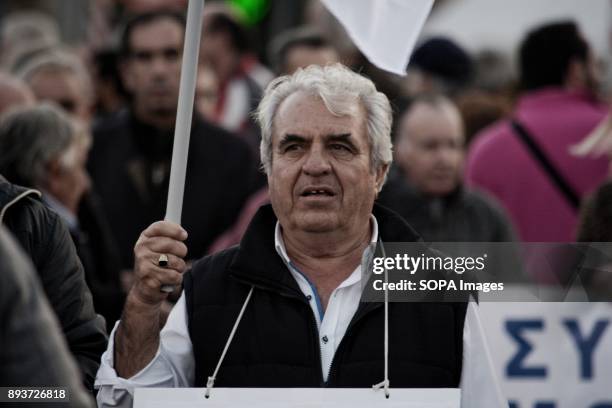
xmin=157 ymin=254 xmax=169 ymax=267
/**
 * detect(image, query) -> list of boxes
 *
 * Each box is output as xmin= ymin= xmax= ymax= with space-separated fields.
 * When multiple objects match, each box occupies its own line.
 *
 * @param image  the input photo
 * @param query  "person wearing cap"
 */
xmin=401 ymin=36 xmax=474 ymax=98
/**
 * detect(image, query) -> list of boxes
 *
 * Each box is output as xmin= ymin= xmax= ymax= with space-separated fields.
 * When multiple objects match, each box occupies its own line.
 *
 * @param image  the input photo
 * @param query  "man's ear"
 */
xmin=375 ymin=163 xmax=389 ymax=193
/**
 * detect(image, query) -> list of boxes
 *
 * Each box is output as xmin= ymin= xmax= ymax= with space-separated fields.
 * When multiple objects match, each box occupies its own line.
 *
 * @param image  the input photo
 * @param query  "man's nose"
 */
xmin=150 ymin=55 xmax=172 ymax=77
xmin=302 ymin=146 xmax=332 ymax=176
xmin=436 ymin=146 xmax=460 ymax=164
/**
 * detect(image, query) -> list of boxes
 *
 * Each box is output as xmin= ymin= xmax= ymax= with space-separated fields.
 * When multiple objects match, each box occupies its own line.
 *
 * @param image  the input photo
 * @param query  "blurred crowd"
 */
xmin=0 ymin=0 xmax=611 ymax=404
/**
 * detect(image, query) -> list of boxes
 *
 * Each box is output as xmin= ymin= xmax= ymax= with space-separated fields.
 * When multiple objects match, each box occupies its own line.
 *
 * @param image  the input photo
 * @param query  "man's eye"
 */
xmin=283 ymin=144 xmax=301 ymax=153
xmin=133 ymin=51 xmax=152 ymax=62
xmin=164 ymin=48 xmax=180 ymax=60
xmin=422 ymin=142 xmax=438 ymax=151
xmin=330 ymin=144 xmax=351 ymax=152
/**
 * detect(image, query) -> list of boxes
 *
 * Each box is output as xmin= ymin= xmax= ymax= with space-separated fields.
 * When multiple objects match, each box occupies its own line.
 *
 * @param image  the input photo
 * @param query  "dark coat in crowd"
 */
xmin=377 ymin=168 xmax=515 ymax=242
xmin=0 ymin=225 xmax=94 ymax=408
xmin=0 ymin=175 xmax=108 ymax=392
xmin=89 ymin=111 xmax=262 ymax=268
xmin=73 ymin=192 xmax=125 ymax=331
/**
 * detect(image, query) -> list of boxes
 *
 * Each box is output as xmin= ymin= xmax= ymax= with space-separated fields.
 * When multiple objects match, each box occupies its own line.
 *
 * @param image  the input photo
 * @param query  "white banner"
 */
xmin=479 ymin=302 xmax=612 ymax=408
xmin=134 ymin=387 xmax=460 ymax=408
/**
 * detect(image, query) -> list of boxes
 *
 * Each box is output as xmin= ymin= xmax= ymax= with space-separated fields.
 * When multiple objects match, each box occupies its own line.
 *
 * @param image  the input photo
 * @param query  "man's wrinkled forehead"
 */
xmin=271 ymin=90 xmax=364 ymax=141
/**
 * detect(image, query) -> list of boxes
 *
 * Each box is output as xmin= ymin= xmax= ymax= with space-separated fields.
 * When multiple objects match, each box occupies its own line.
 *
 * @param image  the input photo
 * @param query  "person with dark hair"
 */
xmin=0 ymin=225 xmax=95 ymax=407
xmin=401 ymin=37 xmax=474 ymax=98
xmin=118 ymin=9 xmax=186 ymax=60
xmin=466 ymin=21 xmax=608 ymax=242
xmin=199 ymin=7 xmax=272 ymax=147
xmin=89 ymin=10 xmax=260 ymax=270
xmin=519 ymin=22 xmax=591 ymax=92
xmin=268 ymin=26 xmax=340 ymax=75
xmin=92 ymin=49 xmax=129 ymax=118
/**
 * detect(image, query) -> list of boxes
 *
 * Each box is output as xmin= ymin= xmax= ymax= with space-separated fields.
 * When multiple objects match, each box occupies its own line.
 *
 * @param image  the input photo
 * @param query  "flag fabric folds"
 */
xmin=321 ymin=0 xmax=434 ymax=76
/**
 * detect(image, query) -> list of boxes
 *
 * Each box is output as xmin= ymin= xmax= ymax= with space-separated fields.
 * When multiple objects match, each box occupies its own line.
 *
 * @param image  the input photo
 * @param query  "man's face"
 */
xmin=396 ymin=102 xmax=465 ymax=196
xmin=122 ymin=18 xmax=183 ymax=118
xmin=268 ymin=91 xmax=386 ymax=235
xmin=195 ymin=65 xmax=218 ymax=121
xmin=29 ymin=70 xmax=91 ymax=122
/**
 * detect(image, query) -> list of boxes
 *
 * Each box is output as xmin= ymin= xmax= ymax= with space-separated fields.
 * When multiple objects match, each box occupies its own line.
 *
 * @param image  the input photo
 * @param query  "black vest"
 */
xmin=183 ymin=204 xmax=467 ymax=388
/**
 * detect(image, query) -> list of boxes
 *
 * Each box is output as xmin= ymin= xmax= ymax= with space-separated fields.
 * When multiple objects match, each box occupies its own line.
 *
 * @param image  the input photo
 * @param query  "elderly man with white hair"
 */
xmin=95 ymin=64 xmax=505 ymax=407
xmin=0 ymin=103 xmax=124 ymax=331
xmin=0 ymin=104 xmax=108 ymax=392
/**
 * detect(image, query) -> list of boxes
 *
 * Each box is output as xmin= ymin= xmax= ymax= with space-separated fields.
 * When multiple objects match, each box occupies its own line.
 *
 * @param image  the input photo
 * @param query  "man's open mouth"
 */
xmin=300 ymin=187 xmax=335 ymax=197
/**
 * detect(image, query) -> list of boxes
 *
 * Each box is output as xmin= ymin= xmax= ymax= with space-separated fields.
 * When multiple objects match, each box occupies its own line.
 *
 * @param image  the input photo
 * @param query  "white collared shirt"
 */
xmin=95 ymin=216 xmax=506 ymax=407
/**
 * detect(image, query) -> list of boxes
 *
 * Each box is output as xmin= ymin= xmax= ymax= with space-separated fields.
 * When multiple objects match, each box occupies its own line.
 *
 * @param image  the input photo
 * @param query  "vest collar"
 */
xmin=228 ymin=203 xmax=421 ymax=298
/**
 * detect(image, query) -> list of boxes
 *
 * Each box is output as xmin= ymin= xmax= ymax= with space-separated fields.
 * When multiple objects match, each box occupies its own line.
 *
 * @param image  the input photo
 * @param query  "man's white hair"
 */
xmin=256 ymin=63 xmax=393 ymax=187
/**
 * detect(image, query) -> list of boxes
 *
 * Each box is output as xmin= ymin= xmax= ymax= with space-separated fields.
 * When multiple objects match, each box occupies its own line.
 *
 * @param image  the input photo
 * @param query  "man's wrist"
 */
xmin=126 ymin=287 xmax=165 ymax=312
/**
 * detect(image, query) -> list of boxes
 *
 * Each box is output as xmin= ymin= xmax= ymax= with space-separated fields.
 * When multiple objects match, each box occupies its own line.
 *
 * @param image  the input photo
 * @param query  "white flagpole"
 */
xmin=162 ymin=0 xmax=205 ymax=293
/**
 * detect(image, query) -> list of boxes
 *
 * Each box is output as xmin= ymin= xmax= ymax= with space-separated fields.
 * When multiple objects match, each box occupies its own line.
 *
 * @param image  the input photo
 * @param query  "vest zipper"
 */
xmin=276 ymin=289 xmax=326 ymax=386
xmin=324 ymin=324 xmax=345 ymax=386
xmin=325 ymin=302 xmax=383 ymax=386
xmin=229 ymin=277 xmax=326 ymax=386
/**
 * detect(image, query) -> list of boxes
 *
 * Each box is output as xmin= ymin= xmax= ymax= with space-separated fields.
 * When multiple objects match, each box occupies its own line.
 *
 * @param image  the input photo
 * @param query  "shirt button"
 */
xmin=322 ymin=335 xmax=329 ymax=344
xmin=306 ymin=295 xmax=312 ymax=301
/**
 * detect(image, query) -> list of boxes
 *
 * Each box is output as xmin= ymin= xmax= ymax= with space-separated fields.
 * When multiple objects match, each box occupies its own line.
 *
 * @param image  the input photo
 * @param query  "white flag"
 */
xmin=321 ymin=0 xmax=434 ymax=76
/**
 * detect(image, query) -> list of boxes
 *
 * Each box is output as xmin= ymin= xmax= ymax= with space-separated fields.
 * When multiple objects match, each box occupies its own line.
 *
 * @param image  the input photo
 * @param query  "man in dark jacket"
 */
xmin=0 ymin=225 xmax=94 ymax=407
xmin=0 ymin=174 xmax=107 ymax=392
xmin=96 ymin=65 xmax=505 ymax=407
xmin=378 ymin=94 xmax=515 ymax=242
xmin=0 ymin=104 xmax=125 ymax=331
xmin=88 ymin=11 xmax=260 ymax=268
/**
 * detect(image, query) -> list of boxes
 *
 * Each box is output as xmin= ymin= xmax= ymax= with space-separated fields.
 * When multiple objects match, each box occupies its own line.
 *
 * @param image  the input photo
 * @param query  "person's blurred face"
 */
xmin=195 ymin=64 xmax=218 ymax=121
xmin=284 ymin=45 xmax=340 ymax=75
xmin=268 ymin=91 xmax=386 ymax=235
xmin=584 ymin=51 xmax=603 ymax=96
xmin=28 ymin=70 xmax=91 ymax=122
xmin=122 ymin=17 xmax=183 ymax=121
xmin=47 ymin=141 xmax=91 ymax=215
xmin=199 ymin=30 xmax=237 ymax=84
xmin=0 ymin=76 xmax=35 ymax=115
xmin=396 ymin=101 xmax=465 ymax=196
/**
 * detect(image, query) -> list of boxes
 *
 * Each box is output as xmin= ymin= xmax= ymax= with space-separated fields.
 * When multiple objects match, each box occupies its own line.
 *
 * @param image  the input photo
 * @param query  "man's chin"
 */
xmin=293 ymin=212 xmax=339 ymax=233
